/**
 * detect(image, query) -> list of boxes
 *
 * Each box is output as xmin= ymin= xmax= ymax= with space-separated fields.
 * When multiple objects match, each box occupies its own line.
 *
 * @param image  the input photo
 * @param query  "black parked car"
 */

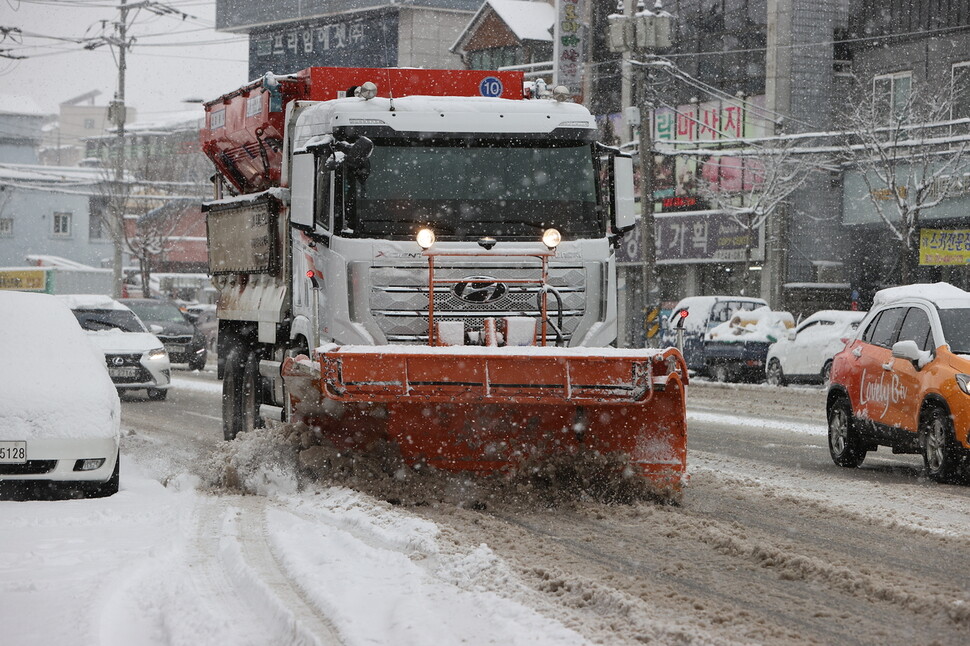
xmin=120 ymin=298 xmax=208 ymax=370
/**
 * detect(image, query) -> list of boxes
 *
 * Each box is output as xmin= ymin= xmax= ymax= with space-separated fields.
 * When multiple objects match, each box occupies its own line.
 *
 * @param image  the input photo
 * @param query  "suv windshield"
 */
xmin=72 ymin=308 xmax=145 ymax=333
xmin=347 ymin=139 xmax=601 ymax=239
xmin=937 ymin=308 xmax=970 ymax=353
xmin=125 ymin=301 xmax=187 ymax=324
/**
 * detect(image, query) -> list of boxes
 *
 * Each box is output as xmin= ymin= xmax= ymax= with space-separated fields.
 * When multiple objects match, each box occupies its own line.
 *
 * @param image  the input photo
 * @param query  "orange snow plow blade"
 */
xmin=282 ymin=345 xmax=688 ymax=490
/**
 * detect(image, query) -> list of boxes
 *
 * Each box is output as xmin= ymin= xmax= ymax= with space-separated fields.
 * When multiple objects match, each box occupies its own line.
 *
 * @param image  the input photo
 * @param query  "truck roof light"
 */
xmin=416 ymin=228 xmax=435 ymax=249
xmin=359 ymin=81 xmax=378 ymax=100
xmin=542 ymin=228 xmax=561 ymax=249
xmin=553 ymin=86 xmax=571 ymax=102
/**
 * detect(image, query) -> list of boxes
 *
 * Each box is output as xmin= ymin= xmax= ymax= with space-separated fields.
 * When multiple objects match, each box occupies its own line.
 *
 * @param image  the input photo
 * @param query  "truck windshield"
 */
xmin=347 ymin=139 xmax=601 ymax=240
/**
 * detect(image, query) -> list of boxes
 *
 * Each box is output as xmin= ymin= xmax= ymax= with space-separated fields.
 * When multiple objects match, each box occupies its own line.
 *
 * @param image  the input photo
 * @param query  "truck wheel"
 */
xmin=827 ymin=396 xmax=866 ymax=468
xmin=240 ymin=351 xmax=266 ymax=435
xmin=222 ymin=346 xmax=246 ymax=440
xmin=765 ymin=359 xmax=786 ymax=386
xmin=922 ymin=407 xmax=960 ymax=483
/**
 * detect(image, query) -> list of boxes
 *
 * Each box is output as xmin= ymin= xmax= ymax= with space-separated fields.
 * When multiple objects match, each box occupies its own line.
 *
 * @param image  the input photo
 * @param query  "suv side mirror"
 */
xmin=892 ymin=340 xmax=932 ymax=368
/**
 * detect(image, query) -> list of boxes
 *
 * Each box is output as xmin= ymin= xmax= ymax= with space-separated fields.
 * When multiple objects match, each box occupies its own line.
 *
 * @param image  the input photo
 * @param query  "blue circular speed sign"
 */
xmin=479 ymin=76 xmax=504 ymax=97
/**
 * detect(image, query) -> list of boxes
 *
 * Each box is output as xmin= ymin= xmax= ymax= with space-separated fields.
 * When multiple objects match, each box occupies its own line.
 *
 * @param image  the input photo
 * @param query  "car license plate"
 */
xmin=108 ymin=367 xmax=140 ymax=378
xmin=165 ymin=344 xmax=185 ymax=354
xmin=0 ymin=441 xmax=27 ymax=464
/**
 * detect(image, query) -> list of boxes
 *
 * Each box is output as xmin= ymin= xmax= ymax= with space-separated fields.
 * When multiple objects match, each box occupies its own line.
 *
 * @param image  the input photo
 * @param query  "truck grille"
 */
xmin=368 ymin=262 xmax=587 ymax=344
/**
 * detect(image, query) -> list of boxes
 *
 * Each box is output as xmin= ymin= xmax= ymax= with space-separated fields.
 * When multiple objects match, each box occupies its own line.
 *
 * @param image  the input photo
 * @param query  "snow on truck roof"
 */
xmin=293 ymin=96 xmax=595 ymax=150
xmin=872 ymin=282 xmax=970 ymax=309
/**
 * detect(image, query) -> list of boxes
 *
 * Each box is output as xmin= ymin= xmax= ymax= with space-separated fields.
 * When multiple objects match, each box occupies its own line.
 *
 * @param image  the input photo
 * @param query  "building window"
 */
xmin=88 ymin=212 xmax=104 ymax=240
xmin=467 ymin=46 xmax=521 ymax=71
xmin=952 ymin=62 xmax=970 ymax=122
xmin=0 ymin=218 xmax=12 ymax=237
xmin=84 ymin=118 xmax=96 ymax=129
xmin=52 ymin=212 xmax=72 ymax=237
xmin=873 ymin=71 xmax=912 ymax=122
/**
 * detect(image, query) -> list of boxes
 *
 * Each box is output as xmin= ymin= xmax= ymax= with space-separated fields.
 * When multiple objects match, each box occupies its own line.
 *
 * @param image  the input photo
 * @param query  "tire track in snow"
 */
xmin=185 ymin=496 xmax=343 ymax=646
xmin=228 ymin=497 xmax=344 ymax=646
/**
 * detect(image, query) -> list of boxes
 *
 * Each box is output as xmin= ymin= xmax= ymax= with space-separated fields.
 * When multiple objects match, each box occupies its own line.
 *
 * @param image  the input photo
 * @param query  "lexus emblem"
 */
xmin=452 ymin=276 xmax=508 ymax=303
xmin=111 ymin=356 xmax=125 ymax=366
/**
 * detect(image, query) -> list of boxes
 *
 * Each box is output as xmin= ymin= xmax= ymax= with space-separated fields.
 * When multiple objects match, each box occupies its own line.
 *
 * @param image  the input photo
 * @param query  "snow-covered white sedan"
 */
xmin=0 ymin=291 xmax=121 ymax=497
xmin=58 ymin=294 xmax=172 ymax=400
xmin=765 ymin=310 xmax=866 ymax=386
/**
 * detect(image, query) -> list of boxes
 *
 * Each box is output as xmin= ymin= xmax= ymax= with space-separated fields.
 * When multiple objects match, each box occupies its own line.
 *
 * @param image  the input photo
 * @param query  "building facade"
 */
xmin=215 ymin=0 xmax=483 ymax=79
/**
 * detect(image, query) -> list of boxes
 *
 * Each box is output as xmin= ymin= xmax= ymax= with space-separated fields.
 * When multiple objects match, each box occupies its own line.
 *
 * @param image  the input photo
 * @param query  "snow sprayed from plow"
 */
xmin=200 ymin=422 xmax=681 ymax=507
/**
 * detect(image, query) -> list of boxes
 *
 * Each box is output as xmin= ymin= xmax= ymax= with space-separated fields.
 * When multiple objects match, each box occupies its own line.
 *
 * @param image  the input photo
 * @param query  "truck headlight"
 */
xmin=416 ymin=228 xmax=435 ymax=249
xmin=542 ymin=228 xmax=562 ymax=249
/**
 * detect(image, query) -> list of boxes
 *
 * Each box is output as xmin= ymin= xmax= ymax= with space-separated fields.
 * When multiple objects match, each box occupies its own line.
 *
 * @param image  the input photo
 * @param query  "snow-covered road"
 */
xmin=2 ymin=376 xmax=968 ymax=645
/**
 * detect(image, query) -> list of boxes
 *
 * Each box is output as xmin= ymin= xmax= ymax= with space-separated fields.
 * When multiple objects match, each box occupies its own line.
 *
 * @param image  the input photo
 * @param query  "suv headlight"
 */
xmin=147 ymin=347 xmax=168 ymax=361
xmin=956 ymin=374 xmax=970 ymax=395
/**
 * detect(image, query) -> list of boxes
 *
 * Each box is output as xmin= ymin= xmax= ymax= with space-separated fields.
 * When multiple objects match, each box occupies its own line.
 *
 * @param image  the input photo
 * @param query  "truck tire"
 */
xmin=240 ymin=351 xmax=266 ymax=435
xmin=222 ymin=346 xmax=246 ymax=440
xmin=827 ymin=396 xmax=866 ymax=468
xmin=922 ymin=406 xmax=960 ymax=483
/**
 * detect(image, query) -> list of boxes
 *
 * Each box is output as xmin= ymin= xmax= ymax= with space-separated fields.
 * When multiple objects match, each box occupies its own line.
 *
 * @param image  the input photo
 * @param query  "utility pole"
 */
xmin=109 ymin=0 xmax=130 ymax=298
xmin=608 ymin=2 xmax=672 ymax=347
xmin=637 ymin=62 xmax=660 ymax=347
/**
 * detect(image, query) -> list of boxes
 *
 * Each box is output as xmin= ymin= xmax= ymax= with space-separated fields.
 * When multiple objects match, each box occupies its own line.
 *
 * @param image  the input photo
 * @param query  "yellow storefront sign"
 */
xmin=0 ymin=269 xmax=49 ymax=292
xmin=920 ymin=229 xmax=970 ymax=265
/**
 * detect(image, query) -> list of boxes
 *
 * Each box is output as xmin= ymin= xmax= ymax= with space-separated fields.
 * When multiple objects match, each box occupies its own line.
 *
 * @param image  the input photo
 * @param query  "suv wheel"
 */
xmin=921 ymin=407 xmax=960 ymax=483
xmin=766 ymin=359 xmax=786 ymax=386
xmin=828 ymin=396 xmax=866 ymax=468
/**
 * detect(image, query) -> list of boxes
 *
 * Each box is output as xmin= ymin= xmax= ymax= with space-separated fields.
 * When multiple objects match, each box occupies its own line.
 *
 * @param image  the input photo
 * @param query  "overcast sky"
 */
xmin=1 ymin=0 xmax=249 ymax=121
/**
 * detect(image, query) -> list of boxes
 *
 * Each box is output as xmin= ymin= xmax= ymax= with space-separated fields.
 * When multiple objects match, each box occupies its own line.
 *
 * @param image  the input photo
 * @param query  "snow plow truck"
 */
xmin=201 ymin=67 xmax=688 ymax=491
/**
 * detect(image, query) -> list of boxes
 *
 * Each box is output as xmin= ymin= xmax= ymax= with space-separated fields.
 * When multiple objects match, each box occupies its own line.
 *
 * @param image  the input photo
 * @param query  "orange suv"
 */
xmin=827 ymin=283 xmax=970 ymax=482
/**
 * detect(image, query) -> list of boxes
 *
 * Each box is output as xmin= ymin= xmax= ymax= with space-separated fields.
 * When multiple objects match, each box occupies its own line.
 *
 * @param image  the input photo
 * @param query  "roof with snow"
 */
xmin=452 ymin=0 xmax=554 ymax=53
xmin=0 ymin=94 xmax=51 ymax=117
xmin=0 ymin=162 xmax=107 ymax=186
xmin=487 ymin=0 xmax=554 ymax=42
xmin=872 ymin=282 xmax=970 ymax=310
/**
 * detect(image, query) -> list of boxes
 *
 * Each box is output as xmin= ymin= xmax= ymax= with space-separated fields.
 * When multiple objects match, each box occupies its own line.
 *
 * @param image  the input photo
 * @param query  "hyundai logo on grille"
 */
xmin=452 ymin=276 xmax=508 ymax=303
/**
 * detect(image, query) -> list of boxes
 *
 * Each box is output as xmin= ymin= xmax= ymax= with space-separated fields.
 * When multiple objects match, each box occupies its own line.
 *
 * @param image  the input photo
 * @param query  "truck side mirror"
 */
xmin=345 ymin=137 xmax=373 ymax=182
xmin=289 ymin=152 xmax=315 ymax=230
xmin=613 ymin=155 xmax=636 ymax=232
xmin=324 ymin=136 xmax=374 ymax=183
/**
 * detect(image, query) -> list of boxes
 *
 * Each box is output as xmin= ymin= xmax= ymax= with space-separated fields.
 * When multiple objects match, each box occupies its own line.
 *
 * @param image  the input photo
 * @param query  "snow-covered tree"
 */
xmin=840 ymin=84 xmax=970 ymax=284
xmin=695 ymin=136 xmax=823 ymax=294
